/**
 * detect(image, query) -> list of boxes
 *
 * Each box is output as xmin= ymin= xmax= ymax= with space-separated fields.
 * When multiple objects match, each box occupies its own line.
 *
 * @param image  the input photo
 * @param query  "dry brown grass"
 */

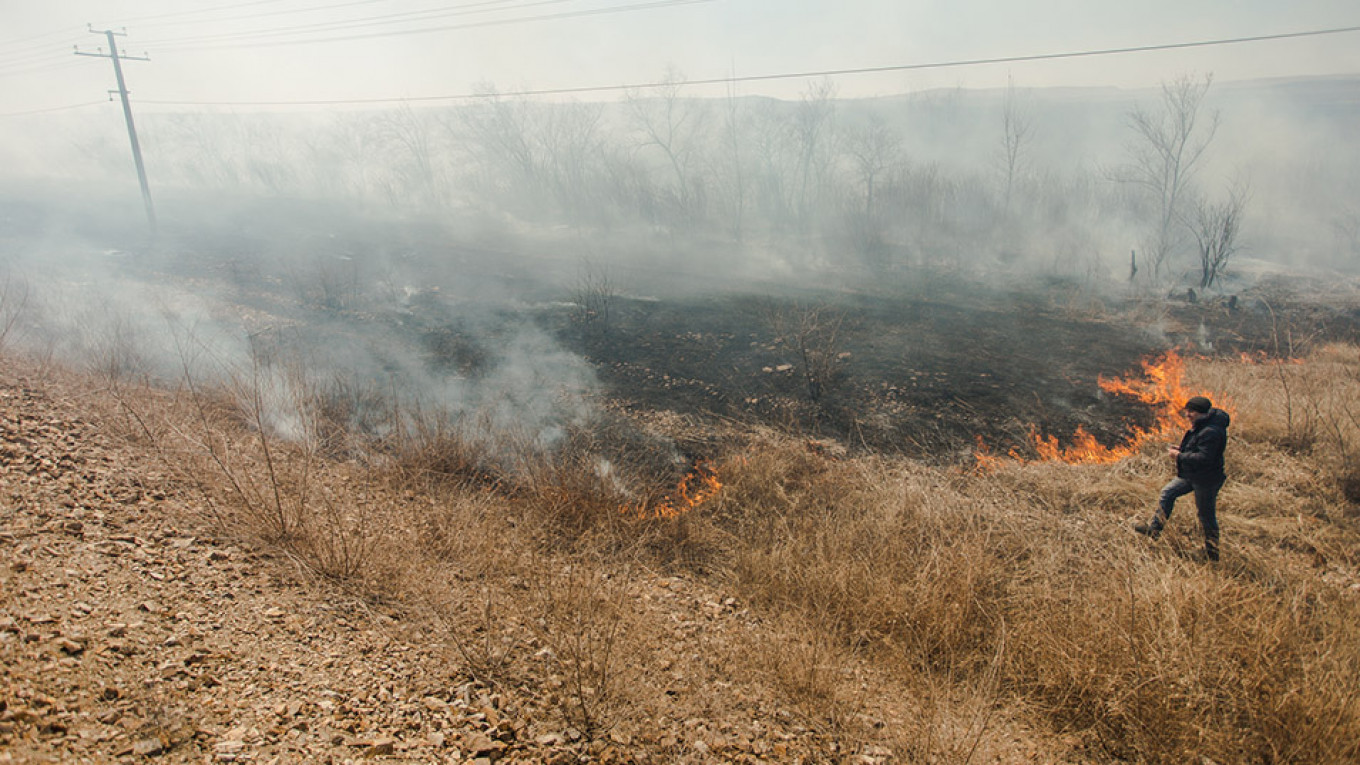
xmin=78 ymin=342 xmax=1360 ymax=762
xmin=686 ymin=349 xmax=1360 ymax=761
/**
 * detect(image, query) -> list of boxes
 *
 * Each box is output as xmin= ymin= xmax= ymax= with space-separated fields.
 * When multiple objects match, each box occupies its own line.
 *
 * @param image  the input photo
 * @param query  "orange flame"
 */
xmin=623 ymin=460 xmax=722 ymax=519
xmin=976 ymin=350 xmax=1216 ymax=467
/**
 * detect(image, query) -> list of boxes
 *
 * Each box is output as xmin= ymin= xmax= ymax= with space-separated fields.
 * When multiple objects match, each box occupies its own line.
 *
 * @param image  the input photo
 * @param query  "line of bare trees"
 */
xmin=123 ymin=71 xmax=1260 ymax=288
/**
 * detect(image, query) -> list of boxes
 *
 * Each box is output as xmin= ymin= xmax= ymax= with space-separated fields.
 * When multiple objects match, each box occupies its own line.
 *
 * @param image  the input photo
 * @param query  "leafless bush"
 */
xmin=1319 ymin=345 xmax=1360 ymax=506
xmin=74 ymin=304 xmax=152 ymax=388
xmin=573 ymin=260 xmax=618 ymax=342
xmin=527 ymin=557 xmax=640 ymax=738
xmin=1187 ymin=180 xmax=1249 ymax=290
xmin=305 ymin=373 xmax=401 ymax=457
xmin=126 ymin=336 xmax=388 ymax=586
xmin=1260 ymin=300 xmax=1326 ymax=452
xmin=422 ymin=560 xmax=525 ymax=687
xmin=763 ymin=301 xmax=848 ymax=404
xmin=286 ymin=254 xmax=363 ymax=312
xmin=384 ymin=408 xmax=503 ymax=490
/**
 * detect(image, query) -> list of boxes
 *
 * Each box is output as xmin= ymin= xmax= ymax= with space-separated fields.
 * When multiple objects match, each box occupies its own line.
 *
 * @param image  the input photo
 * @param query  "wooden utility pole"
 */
xmin=76 ymin=28 xmax=156 ymax=233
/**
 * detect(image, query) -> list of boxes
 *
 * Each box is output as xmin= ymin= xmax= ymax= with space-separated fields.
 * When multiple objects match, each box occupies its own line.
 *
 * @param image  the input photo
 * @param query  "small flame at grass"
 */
xmin=976 ymin=350 xmax=1216 ymax=467
xmin=623 ymin=459 xmax=722 ymax=519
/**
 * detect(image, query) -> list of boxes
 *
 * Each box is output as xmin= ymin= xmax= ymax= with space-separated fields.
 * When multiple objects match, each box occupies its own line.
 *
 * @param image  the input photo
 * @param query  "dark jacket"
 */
xmin=1176 ymin=408 xmax=1230 ymax=481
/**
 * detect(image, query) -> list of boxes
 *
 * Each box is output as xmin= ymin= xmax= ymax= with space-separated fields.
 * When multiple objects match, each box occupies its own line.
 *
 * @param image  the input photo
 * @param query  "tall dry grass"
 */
xmin=711 ymin=348 xmax=1360 ymax=762
xmin=75 ymin=338 xmax=1360 ymax=762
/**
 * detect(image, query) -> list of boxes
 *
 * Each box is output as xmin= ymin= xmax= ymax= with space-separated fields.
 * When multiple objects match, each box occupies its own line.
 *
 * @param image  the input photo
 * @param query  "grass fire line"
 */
xmin=623 ymin=459 xmax=722 ymax=519
xmin=975 ymin=350 xmax=1226 ymax=467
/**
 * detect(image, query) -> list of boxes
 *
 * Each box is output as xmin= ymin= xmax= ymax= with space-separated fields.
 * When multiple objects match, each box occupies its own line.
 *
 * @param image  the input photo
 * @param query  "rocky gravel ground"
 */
xmin=2 ymin=363 xmax=945 ymax=765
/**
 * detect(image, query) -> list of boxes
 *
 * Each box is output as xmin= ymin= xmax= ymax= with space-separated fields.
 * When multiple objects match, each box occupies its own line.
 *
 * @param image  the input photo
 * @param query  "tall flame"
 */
xmin=624 ymin=459 xmax=722 ymax=519
xmin=976 ymin=350 xmax=1214 ymax=467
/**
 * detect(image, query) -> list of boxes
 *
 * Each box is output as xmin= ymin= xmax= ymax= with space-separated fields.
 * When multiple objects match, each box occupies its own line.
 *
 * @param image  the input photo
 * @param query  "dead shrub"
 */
xmin=573 ymin=259 xmax=618 ymax=344
xmin=527 ymin=557 xmax=641 ymax=738
xmin=761 ymin=301 xmax=850 ymax=404
xmin=423 ymin=575 xmax=526 ymax=687
xmin=284 ymin=477 xmax=381 ymax=585
xmin=397 ymin=484 xmax=535 ymax=686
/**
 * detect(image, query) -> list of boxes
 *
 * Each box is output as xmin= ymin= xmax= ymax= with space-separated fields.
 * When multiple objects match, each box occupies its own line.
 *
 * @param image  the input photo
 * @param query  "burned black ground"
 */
xmin=5 ymin=194 xmax=1358 ymax=468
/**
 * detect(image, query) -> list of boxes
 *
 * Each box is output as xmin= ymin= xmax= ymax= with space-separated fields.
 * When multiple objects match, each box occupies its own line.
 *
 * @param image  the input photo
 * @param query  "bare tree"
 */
xmin=625 ymin=66 xmax=708 ymax=226
xmin=538 ymin=101 xmax=606 ymax=225
xmin=997 ymin=75 xmax=1033 ymax=210
xmin=842 ymin=113 xmax=903 ymax=262
xmin=718 ymin=73 xmax=749 ymax=242
xmin=455 ymin=84 xmax=545 ymax=213
xmin=303 ymin=113 xmax=385 ymax=204
xmin=1119 ymin=74 xmax=1219 ymax=282
xmin=1188 ymin=180 xmax=1249 ymax=290
xmin=792 ymin=78 xmax=839 ymax=231
xmin=845 ymin=113 xmax=902 ymax=220
xmin=746 ymin=99 xmax=798 ymax=228
xmin=376 ymin=104 xmax=443 ymax=210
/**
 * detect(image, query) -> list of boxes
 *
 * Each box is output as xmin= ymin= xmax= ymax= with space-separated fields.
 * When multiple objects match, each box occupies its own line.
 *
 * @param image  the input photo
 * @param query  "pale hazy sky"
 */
xmin=2 ymin=0 xmax=1359 ymax=113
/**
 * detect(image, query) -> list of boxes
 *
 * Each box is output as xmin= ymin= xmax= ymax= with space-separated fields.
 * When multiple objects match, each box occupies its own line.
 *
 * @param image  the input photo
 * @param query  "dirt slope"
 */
xmin=5 ymin=361 xmax=1019 ymax=765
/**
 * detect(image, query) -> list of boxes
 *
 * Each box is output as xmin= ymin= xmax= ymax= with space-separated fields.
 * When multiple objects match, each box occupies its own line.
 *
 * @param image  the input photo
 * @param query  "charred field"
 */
xmin=546 ymin=272 xmax=1360 ymax=461
xmin=30 ymin=202 xmax=1355 ymax=477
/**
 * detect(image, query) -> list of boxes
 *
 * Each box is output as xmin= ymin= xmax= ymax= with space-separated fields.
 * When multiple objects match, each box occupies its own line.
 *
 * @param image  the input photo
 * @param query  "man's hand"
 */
xmin=1168 ymin=446 xmax=1181 ymax=459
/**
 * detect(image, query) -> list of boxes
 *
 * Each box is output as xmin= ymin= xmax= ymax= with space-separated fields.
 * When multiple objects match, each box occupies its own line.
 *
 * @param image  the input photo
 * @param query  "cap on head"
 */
xmin=1184 ymin=396 xmax=1212 ymax=414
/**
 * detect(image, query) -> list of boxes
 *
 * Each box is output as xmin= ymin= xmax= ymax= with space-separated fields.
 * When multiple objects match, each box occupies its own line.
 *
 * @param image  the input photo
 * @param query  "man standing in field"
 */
xmin=1134 ymin=396 xmax=1230 ymax=561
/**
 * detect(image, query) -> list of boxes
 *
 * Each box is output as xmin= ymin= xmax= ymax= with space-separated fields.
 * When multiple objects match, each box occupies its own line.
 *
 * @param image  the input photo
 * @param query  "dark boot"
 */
xmin=1133 ymin=520 xmax=1162 ymax=539
xmin=1204 ymin=536 xmax=1220 ymax=562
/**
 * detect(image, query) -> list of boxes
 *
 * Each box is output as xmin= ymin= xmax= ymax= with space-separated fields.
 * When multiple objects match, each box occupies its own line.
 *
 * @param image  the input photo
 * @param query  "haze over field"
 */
xmin=2 ymin=1 xmax=1358 ymax=274
xmin=2 ymin=1 xmax=1359 ymax=457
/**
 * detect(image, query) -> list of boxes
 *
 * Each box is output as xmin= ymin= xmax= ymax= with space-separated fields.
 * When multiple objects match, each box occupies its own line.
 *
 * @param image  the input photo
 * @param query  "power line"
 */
xmin=0 ymin=60 xmax=89 ymax=80
xmin=142 ymin=0 xmax=581 ymax=48
xmin=138 ymin=22 xmax=1360 ymax=107
xmin=0 ymin=51 xmax=76 ymax=70
xmin=0 ymin=100 xmax=108 ymax=119
xmin=0 ymin=1 xmax=680 ymax=63
xmin=115 ymin=0 xmax=294 ymax=25
xmin=0 ymin=35 xmax=87 ymax=65
xmin=136 ymin=0 xmax=528 ymax=33
xmin=150 ymin=0 xmax=711 ymax=50
xmin=0 ymin=37 xmax=86 ymax=64
xmin=0 ymin=26 xmax=86 ymax=48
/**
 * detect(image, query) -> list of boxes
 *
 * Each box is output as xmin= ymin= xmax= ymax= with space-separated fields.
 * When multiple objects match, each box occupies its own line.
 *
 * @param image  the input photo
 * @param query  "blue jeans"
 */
xmin=1156 ymin=475 xmax=1224 ymax=541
